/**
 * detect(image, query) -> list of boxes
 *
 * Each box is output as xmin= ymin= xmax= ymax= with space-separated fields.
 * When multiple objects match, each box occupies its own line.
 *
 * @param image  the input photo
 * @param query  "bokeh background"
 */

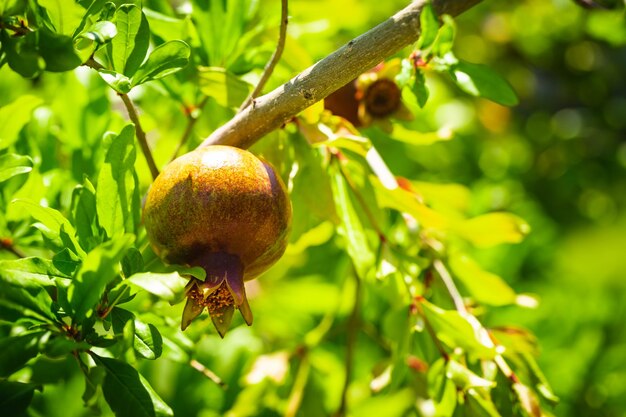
xmin=1 ymin=1 xmax=625 ymax=416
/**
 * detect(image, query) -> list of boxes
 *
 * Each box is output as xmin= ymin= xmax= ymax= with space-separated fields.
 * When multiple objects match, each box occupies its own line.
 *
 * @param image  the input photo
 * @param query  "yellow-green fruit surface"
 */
xmin=143 ymin=145 xmax=291 ymax=280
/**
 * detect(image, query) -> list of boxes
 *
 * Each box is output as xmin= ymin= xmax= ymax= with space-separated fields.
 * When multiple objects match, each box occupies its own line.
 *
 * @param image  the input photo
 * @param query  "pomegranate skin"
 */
xmin=143 ymin=145 xmax=291 ymax=280
xmin=142 ymin=145 xmax=292 ymax=335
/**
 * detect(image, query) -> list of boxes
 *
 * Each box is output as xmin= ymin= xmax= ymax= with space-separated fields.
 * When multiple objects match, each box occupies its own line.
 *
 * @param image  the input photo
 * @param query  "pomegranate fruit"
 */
xmin=143 ymin=145 xmax=291 ymax=336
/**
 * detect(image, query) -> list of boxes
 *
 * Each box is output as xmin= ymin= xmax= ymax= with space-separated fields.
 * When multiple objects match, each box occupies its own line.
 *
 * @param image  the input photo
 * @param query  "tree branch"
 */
xmin=200 ymin=0 xmax=482 ymax=150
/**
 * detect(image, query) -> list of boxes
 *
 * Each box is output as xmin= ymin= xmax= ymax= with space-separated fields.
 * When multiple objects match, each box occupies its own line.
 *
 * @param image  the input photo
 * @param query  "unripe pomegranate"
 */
xmin=143 ymin=145 xmax=291 ymax=336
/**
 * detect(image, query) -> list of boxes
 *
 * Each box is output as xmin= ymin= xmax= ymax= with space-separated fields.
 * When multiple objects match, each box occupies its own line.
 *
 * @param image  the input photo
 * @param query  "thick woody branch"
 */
xmin=200 ymin=0 xmax=482 ymax=150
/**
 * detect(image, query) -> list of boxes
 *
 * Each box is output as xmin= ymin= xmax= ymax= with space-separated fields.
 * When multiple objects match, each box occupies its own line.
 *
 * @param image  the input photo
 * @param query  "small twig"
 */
xmin=432 ymin=259 xmax=466 ymax=314
xmin=0 ymin=21 xmax=32 ymax=36
xmin=170 ymin=96 xmax=209 ymax=161
xmin=0 ymin=238 xmax=26 ymax=258
xmin=98 ymin=286 xmax=130 ymax=320
xmin=118 ymin=94 xmax=160 ymax=180
xmin=83 ymin=58 xmax=159 ymax=180
xmin=239 ymin=0 xmax=289 ymax=111
xmin=334 ymin=271 xmax=361 ymax=417
xmin=284 ymin=351 xmax=310 ymax=417
xmin=189 ymin=359 xmax=227 ymax=388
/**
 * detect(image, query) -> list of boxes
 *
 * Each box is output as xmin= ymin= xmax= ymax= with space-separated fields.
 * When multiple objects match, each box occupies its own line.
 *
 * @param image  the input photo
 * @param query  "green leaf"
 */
xmin=133 ymin=319 xmax=163 ymax=360
xmin=451 ymin=60 xmax=519 ymax=106
xmin=420 ymin=300 xmax=496 ymax=359
xmin=0 ymin=257 xmax=68 ymax=289
xmin=38 ymin=29 xmax=82 ymax=72
xmin=0 ymin=95 xmax=43 ymax=150
xmin=350 ymin=388 xmax=414 ymax=417
xmin=0 ymin=332 xmax=43 ymax=377
xmin=413 ymin=69 xmax=429 ymax=108
xmin=126 ymin=272 xmax=189 ymax=303
xmin=94 ymin=354 xmax=173 ymax=417
xmin=68 ymin=235 xmax=134 ymax=321
xmin=329 ymin=163 xmax=375 ymax=279
xmin=52 ymin=249 xmax=81 ymax=276
xmin=71 ymin=178 xmax=102 ymax=251
xmin=0 ymin=154 xmax=32 ymax=182
xmin=455 ymin=212 xmax=530 ymax=247
xmin=465 ymin=389 xmax=502 ymax=417
xmin=0 ymin=285 xmax=56 ymax=323
xmin=520 ymin=352 xmax=559 ymax=405
xmin=0 ymin=380 xmax=38 ymax=416
xmin=96 ymin=125 xmax=139 ymax=237
xmin=0 ymin=31 xmax=44 ymax=79
xmin=447 ymin=360 xmax=496 ymax=391
xmin=97 ymin=70 xmax=132 ymax=94
xmin=131 ymin=40 xmax=191 ymax=87
xmin=389 ymin=125 xmax=452 ymax=147
xmin=198 ymin=67 xmax=252 ymax=108
xmin=370 ymin=177 xmax=449 ymax=230
xmin=37 ymin=0 xmax=85 ymax=36
xmin=107 ymin=4 xmax=150 ymax=77
xmin=425 ymin=359 xmax=457 ymax=416
xmin=416 ymin=3 xmax=439 ymax=50
xmin=448 ymin=253 xmax=517 ymax=306
xmin=12 ymin=199 xmax=85 ymax=257
xmin=431 ymin=15 xmax=456 ymax=57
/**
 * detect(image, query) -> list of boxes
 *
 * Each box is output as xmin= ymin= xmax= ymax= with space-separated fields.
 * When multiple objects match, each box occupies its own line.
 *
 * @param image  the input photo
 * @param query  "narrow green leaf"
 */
xmin=0 ymin=332 xmax=43 ymax=377
xmin=133 ymin=320 xmax=163 ymax=360
xmin=413 ymin=69 xmax=429 ymax=108
xmin=425 ymin=359 xmax=457 ymax=416
xmin=465 ymin=389 xmax=502 ymax=417
xmin=417 ymin=3 xmax=439 ymax=50
xmin=370 ymin=177 xmax=449 ymax=230
xmin=11 ymin=199 xmax=85 ymax=257
xmin=0 ymin=95 xmax=43 ymax=149
xmin=0 ymin=285 xmax=56 ymax=323
xmin=451 ymin=60 xmax=519 ymax=106
xmin=0 ymin=257 xmax=68 ymax=289
xmin=520 ymin=352 xmax=559 ymax=405
xmin=94 ymin=354 xmax=173 ymax=417
xmin=389 ymin=125 xmax=451 ymax=146
xmin=96 ymin=125 xmax=138 ymax=237
xmin=455 ymin=212 xmax=530 ymax=247
xmin=0 ymin=154 xmax=32 ymax=182
xmin=107 ymin=4 xmax=150 ymax=77
xmin=431 ymin=15 xmax=456 ymax=57
xmin=329 ymin=163 xmax=375 ymax=279
xmin=126 ymin=272 xmax=189 ymax=303
xmin=71 ymin=178 xmax=102 ymax=252
xmin=350 ymin=388 xmax=414 ymax=417
xmin=68 ymin=235 xmax=134 ymax=321
xmin=449 ymin=253 xmax=517 ymax=306
xmin=420 ymin=300 xmax=496 ymax=359
xmin=198 ymin=67 xmax=252 ymax=108
xmin=131 ymin=40 xmax=191 ymax=87
xmin=0 ymin=380 xmax=38 ymax=416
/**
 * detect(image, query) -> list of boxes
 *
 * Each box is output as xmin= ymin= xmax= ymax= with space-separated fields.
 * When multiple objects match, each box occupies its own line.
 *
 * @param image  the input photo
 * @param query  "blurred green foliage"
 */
xmin=1 ymin=1 xmax=625 ymax=417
